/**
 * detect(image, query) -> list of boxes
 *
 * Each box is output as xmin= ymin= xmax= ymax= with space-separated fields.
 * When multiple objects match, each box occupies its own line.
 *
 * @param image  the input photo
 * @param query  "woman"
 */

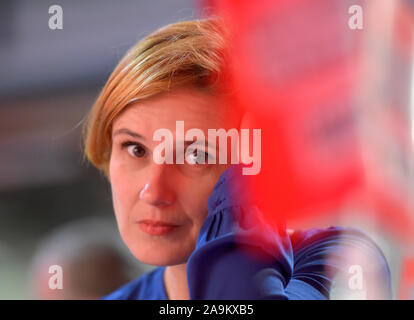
xmin=83 ymin=18 xmax=392 ymax=300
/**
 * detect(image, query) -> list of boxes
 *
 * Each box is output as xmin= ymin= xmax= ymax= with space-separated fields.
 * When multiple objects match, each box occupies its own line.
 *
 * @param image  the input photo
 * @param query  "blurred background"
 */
xmin=0 ymin=0 xmax=413 ymax=299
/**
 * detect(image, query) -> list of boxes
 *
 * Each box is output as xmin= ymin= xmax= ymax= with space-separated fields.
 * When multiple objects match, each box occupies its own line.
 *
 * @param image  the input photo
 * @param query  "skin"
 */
xmin=109 ymin=88 xmax=238 ymax=299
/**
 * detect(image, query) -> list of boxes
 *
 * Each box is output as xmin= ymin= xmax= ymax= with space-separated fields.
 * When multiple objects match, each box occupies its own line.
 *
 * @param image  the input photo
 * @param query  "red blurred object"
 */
xmin=201 ymin=0 xmax=414 ymax=243
xmin=399 ymin=256 xmax=414 ymax=299
xmin=204 ymin=0 xmax=365 ymax=224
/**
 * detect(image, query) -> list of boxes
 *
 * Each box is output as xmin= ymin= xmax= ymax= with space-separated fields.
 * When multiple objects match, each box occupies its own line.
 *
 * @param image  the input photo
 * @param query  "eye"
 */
xmin=121 ymin=141 xmax=146 ymax=158
xmin=185 ymin=147 xmax=210 ymax=165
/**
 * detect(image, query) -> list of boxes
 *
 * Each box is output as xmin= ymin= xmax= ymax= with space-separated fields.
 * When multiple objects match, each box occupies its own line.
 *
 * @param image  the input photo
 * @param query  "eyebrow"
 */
xmin=113 ymin=128 xmax=145 ymax=140
xmin=113 ymin=130 xmax=214 ymax=149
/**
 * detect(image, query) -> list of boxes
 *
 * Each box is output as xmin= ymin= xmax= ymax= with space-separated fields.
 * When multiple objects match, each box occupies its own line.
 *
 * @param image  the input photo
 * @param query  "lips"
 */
xmin=137 ymin=219 xmax=179 ymax=236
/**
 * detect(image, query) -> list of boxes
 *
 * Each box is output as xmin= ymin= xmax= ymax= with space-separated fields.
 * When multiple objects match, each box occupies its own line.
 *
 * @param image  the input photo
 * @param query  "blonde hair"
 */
xmin=82 ymin=18 xmax=229 ymax=178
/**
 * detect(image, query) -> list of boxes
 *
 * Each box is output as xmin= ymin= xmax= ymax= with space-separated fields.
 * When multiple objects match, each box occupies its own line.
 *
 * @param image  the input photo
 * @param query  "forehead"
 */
xmin=112 ymin=89 xmax=236 ymax=135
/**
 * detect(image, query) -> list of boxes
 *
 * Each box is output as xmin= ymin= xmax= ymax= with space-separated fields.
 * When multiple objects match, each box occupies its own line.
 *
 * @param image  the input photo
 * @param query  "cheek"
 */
xmin=182 ymin=167 xmax=225 ymax=225
xmin=109 ymin=158 xmax=135 ymax=226
xmin=184 ymin=189 xmax=209 ymax=225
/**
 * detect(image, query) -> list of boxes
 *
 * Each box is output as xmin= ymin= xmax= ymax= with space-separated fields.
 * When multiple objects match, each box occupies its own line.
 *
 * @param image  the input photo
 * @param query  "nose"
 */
xmin=139 ymin=164 xmax=176 ymax=207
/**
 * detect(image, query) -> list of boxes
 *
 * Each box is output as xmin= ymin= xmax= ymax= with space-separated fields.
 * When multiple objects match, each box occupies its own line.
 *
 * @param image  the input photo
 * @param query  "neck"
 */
xmin=164 ymin=263 xmax=190 ymax=300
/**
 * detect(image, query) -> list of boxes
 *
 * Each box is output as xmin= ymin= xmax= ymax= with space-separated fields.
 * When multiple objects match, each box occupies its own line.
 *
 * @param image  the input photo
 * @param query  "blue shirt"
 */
xmin=103 ymin=165 xmax=392 ymax=300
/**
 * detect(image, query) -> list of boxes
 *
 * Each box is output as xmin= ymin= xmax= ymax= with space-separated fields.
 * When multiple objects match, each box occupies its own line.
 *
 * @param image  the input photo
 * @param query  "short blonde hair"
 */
xmin=82 ymin=18 xmax=228 ymax=178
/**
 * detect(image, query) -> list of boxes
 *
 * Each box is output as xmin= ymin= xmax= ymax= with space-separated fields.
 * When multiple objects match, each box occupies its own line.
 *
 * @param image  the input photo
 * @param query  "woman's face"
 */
xmin=109 ymin=89 xmax=235 ymax=266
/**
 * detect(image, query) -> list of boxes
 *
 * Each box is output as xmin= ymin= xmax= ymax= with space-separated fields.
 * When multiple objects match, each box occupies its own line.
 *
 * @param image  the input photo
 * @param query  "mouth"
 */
xmin=136 ymin=219 xmax=180 ymax=236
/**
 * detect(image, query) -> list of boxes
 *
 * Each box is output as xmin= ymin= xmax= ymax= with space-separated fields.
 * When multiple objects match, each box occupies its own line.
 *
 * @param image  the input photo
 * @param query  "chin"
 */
xmin=129 ymin=242 xmax=192 ymax=266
